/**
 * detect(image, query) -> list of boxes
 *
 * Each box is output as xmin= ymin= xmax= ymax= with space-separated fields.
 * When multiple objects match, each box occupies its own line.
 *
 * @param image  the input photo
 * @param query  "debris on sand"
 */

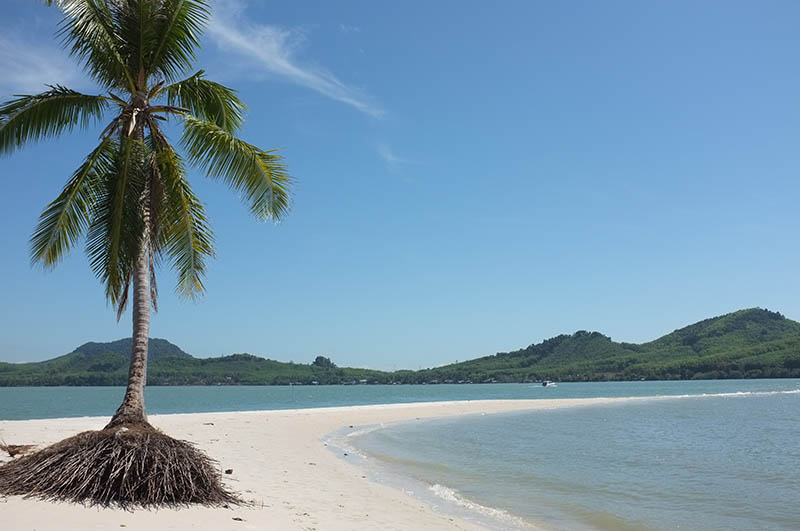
xmin=0 ymin=439 xmax=37 ymax=458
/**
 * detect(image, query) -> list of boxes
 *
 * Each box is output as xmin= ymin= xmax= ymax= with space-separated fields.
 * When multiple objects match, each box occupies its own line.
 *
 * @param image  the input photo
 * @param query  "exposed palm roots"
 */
xmin=0 ymin=426 xmax=240 ymax=508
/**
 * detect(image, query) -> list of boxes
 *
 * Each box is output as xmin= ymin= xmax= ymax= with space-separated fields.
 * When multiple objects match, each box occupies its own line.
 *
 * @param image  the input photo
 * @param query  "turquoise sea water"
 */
xmin=1 ymin=379 xmax=798 ymax=420
xmin=352 ymin=381 xmax=800 ymax=530
xmin=2 ymin=380 xmax=799 ymax=530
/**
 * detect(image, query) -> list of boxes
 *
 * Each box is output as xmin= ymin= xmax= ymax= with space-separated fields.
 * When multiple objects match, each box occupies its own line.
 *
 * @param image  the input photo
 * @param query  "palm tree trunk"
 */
xmin=106 ymin=241 xmax=151 ymax=429
xmin=107 ymin=113 xmax=152 ymax=430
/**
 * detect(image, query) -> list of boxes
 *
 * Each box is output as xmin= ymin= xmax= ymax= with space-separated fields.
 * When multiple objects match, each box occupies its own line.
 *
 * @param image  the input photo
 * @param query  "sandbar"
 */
xmin=0 ymin=397 xmax=630 ymax=530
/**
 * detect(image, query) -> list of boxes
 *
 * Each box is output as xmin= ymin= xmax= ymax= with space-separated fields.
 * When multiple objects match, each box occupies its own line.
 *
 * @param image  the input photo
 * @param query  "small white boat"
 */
xmin=542 ymin=380 xmax=557 ymax=387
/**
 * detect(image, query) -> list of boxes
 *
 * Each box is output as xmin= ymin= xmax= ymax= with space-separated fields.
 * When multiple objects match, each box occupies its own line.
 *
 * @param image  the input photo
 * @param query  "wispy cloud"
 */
xmin=0 ymin=36 xmax=87 ymax=96
xmin=207 ymin=1 xmax=384 ymax=118
xmin=339 ymin=24 xmax=361 ymax=34
xmin=377 ymin=142 xmax=417 ymax=171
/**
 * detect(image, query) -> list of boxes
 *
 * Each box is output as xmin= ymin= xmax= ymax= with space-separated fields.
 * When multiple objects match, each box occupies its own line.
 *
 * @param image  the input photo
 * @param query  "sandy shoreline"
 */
xmin=0 ymin=398 xmax=629 ymax=530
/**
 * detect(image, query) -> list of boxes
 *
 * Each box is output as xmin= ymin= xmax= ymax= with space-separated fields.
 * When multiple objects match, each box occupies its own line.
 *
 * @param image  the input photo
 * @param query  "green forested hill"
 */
xmin=0 ymin=341 xmax=386 ymax=386
xmin=0 ymin=339 xmax=189 ymax=386
xmin=69 ymin=338 xmax=192 ymax=361
xmin=406 ymin=308 xmax=800 ymax=383
xmin=1 ymin=308 xmax=799 ymax=385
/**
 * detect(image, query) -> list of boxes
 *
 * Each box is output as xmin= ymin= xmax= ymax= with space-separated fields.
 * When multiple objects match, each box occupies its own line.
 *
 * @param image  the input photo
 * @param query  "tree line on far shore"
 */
xmin=2 ymin=308 xmax=799 ymax=386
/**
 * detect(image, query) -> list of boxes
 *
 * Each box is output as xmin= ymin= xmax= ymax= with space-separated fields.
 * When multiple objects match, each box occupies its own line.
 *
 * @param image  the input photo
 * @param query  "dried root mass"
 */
xmin=0 ymin=427 xmax=240 ymax=508
xmin=0 ymin=442 xmax=37 ymax=458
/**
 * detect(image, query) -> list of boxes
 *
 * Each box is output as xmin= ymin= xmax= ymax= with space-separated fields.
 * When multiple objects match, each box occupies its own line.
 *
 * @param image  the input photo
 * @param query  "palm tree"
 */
xmin=0 ymin=0 xmax=290 ymax=506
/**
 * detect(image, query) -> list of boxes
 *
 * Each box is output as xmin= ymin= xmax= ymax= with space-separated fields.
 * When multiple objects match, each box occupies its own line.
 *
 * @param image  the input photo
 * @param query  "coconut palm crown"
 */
xmin=1 ymin=0 xmax=290 ymax=428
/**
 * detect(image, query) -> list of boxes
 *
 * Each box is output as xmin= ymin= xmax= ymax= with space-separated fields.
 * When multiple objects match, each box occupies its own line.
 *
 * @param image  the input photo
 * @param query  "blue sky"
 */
xmin=1 ymin=0 xmax=799 ymax=369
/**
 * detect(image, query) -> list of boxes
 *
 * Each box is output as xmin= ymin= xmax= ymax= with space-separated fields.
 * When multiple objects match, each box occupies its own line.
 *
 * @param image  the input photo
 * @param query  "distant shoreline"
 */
xmin=3 ymin=308 xmax=799 ymax=386
xmin=2 ymin=374 xmax=800 ymax=388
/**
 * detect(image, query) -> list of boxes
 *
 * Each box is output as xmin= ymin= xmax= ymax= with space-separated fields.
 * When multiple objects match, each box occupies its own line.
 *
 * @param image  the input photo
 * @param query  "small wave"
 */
xmin=429 ymin=483 xmax=534 ymax=529
xmin=345 ymin=424 xmax=385 ymax=438
xmin=323 ymin=424 xmax=388 ymax=462
xmin=646 ymin=389 xmax=800 ymax=400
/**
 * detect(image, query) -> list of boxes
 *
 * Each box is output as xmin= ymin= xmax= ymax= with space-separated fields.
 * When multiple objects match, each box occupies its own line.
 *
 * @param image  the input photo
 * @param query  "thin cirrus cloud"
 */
xmin=207 ymin=2 xmax=384 ymax=118
xmin=0 ymin=36 xmax=87 ymax=96
xmin=377 ymin=142 xmax=417 ymax=170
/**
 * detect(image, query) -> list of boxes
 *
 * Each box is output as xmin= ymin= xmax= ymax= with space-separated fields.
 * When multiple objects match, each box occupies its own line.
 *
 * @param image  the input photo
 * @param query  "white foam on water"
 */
xmin=429 ymin=483 xmax=536 ymax=530
xmin=640 ymin=389 xmax=800 ymax=400
xmin=345 ymin=424 xmax=385 ymax=438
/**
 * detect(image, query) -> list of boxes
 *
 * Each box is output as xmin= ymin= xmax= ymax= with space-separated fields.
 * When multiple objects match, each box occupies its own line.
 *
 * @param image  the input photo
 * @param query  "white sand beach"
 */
xmin=0 ymin=398 xmax=629 ymax=530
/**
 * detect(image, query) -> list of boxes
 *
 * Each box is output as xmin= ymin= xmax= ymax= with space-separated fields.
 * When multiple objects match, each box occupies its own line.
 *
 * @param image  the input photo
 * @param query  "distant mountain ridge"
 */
xmin=70 ymin=338 xmax=192 ymax=360
xmin=407 ymin=308 xmax=800 ymax=383
xmin=1 ymin=308 xmax=798 ymax=385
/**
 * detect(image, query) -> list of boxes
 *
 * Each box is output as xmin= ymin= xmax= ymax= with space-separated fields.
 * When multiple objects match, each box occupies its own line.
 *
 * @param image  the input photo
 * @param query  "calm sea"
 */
xmin=351 ymin=380 xmax=800 ymax=530
xmin=2 ymin=379 xmax=797 ymax=420
xmin=1 ymin=380 xmax=798 ymax=530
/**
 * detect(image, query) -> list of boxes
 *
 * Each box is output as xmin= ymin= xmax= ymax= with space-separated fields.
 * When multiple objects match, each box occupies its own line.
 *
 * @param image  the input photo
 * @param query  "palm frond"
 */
xmin=180 ymin=115 xmax=291 ymax=221
xmin=154 ymin=140 xmax=214 ymax=299
xmin=57 ymin=0 xmax=136 ymax=91
xmin=0 ymin=86 xmax=108 ymax=156
xmin=86 ymin=137 xmax=148 ymax=306
xmin=147 ymin=0 xmax=210 ymax=82
xmin=115 ymin=271 xmax=133 ymax=320
xmin=30 ymin=136 xmax=117 ymax=267
xmin=115 ymin=0 xmax=159 ymax=85
xmin=164 ymin=71 xmax=244 ymax=132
